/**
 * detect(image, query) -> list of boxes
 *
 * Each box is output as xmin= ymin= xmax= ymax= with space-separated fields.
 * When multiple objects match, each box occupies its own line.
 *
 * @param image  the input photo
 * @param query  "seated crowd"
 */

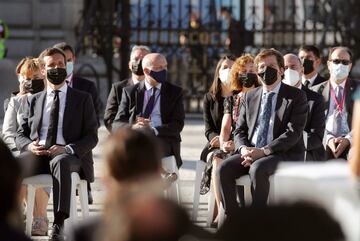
xmin=1 ymin=42 xmax=357 ymax=241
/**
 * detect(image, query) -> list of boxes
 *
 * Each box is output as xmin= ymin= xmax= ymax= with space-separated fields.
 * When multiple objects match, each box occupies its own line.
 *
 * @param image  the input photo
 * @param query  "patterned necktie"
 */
xmin=143 ymin=87 xmax=157 ymax=118
xmin=304 ymin=80 xmax=310 ymax=88
xmin=256 ymin=92 xmax=275 ymax=148
xmin=45 ymin=90 xmax=60 ymax=149
xmin=333 ymin=86 xmax=343 ymax=137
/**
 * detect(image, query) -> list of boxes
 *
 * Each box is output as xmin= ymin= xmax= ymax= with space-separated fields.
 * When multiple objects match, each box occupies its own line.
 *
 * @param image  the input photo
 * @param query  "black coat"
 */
xmin=113 ymin=81 xmax=185 ymax=166
xmin=16 ymin=87 xmax=98 ymax=182
xmin=103 ymin=78 xmax=133 ymax=131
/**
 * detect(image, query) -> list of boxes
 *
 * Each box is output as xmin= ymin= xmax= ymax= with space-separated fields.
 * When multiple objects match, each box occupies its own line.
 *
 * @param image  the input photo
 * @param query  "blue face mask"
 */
xmin=66 ymin=61 xmax=74 ymax=76
xmin=149 ymin=69 xmax=167 ymax=83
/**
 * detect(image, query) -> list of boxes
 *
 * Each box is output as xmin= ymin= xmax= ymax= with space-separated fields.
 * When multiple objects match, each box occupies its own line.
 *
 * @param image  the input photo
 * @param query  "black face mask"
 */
xmin=47 ymin=68 xmax=67 ymax=85
xmin=238 ymin=73 xmax=257 ymax=88
xmin=258 ymin=66 xmax=278 ymax=85
xmin=302 ymin=58 xmax=314 ymax=75
xmin=131 ymin=59 xmax=144 ymax=75
xmin=24 ymin=79 xmax=45 ymax=94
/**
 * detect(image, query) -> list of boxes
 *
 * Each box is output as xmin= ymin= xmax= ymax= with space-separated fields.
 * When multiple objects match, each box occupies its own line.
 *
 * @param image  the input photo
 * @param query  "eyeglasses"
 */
xmin=330 ymin=59 xmax=351 ymax=65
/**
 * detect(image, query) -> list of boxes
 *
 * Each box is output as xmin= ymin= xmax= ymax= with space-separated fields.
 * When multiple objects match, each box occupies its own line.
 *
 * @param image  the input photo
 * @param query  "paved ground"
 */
xmin=32 ymin=118 xmax=212 ymax=240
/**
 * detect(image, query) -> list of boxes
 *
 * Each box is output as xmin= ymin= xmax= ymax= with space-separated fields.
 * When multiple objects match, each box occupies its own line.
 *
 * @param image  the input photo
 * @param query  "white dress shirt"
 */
xmin=39 ymin=84 xmax=68 ymax=146
xmin=302 ymin=73 xmax=318 ymax=87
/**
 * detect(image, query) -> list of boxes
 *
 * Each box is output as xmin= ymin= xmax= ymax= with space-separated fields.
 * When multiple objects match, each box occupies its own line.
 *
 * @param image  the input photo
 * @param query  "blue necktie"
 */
xmin=256 ymin=92 xmax=275 ymax=148
xmin=143 ymin=87 xmax=157 ymax=118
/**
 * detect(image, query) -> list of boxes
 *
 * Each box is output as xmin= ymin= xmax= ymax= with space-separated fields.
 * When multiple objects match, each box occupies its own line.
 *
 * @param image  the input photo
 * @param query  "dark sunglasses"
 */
xmin=330 ymin=59 xmax=351 ymax=65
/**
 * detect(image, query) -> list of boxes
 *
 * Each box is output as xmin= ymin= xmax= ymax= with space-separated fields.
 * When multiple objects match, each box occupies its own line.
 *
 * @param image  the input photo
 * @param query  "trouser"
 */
xmin=325 ymin=145 xmax=350 ymax=160
xmin=19 ymin=152 xmax=81 ymax=218
xmin=217 ymin=153 xmax=281 ymax=214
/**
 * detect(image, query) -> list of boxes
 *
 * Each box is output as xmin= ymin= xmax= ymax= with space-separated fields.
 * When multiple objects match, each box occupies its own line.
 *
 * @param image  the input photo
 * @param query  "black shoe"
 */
xmin=50 ymin=224 xmax=64 ymax=241
xmin=88 ymin=189 xmax=93 ymax=205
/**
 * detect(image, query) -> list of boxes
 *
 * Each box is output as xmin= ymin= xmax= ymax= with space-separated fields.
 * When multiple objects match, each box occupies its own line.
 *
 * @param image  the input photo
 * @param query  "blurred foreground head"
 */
xmin=217 ymin=202 xmax=344 ymax=241
xmin=0 ymin=139 xmax=21 ymax=220
xmin=103 ymin=128 xmax=162 ymax=188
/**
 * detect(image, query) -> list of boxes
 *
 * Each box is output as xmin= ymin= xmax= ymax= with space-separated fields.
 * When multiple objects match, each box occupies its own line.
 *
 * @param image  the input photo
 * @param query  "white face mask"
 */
xmin=219 ymin=68 xmax=231 ymax=86
xmin=66 ymin=61 xmax=74 ymax=77
xmin=331 ymin=63 xmax=350 ymax=80
xmin=283 ymin=68 xmax=301 ymax=87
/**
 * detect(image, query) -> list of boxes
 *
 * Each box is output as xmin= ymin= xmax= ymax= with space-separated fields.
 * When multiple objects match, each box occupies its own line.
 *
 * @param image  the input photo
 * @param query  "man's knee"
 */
xmin=50 ymin=154 xmax=78 ymax=172
xmin=217 ymin=155 xmax=240 ymax=181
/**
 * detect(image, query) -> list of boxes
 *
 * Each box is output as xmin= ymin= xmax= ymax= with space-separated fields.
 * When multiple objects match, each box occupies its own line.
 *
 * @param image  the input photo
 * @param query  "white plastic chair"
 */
xmin=23 ymin=172 xmax=89 ymax=236
xmin=162 ymin=156 xmax=181 ymax=204
xmin=192 ymin=160 xmax=206 ymax=221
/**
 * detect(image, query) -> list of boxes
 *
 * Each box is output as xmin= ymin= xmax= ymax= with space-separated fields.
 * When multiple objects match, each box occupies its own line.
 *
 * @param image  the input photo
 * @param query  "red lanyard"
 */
xmin=329 ymin=80 xmax=347 ymax=113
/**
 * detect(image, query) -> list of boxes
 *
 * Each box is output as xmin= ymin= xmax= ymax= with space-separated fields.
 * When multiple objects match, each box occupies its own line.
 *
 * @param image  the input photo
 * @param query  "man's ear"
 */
xmin=279 ymin=67 xmax=285 ymax=76
xmin=40 ymin=67 xmax=46 ymax=77
xmin=143 ymin=67 xmax=150 ymax=75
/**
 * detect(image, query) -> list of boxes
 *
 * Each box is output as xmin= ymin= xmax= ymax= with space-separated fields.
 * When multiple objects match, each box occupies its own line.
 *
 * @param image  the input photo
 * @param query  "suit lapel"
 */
xmin=160 ymin=82 xmax=169 ymax=121
xmin=135 ymin=82 xmax=145 ymax=117
xmin=249 ymin=88 xmax=262 ymax=138
xmin=345 ymin=79 xmax=355 ymax=124
xmin=34 ymin=92 xmax=46 ymax=133
xmin=322 ymin=82 xmax=330 ymax=117
xmin=62 ymin=87 xmax=73 ymax=140
xmin=273 ymin=84 xmax=288 ymax=138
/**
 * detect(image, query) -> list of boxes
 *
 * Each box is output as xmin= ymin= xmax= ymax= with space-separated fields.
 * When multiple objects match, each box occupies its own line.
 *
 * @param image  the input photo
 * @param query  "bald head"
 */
xmin=143 ymin=53 xmax=168 ymax=86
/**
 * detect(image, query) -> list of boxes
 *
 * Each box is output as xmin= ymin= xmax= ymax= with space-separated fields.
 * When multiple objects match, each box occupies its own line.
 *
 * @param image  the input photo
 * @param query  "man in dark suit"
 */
xmin=104 ymin=45 xmax=151 ymax=131
xmin=218 ymin=49 xmax=308 ymax=212
xmin=16 ymin=47 xmax=98 ymax=240
xmin=283 ymin=53 xmax=326 ymax=161
xmin=311 ymin=46 xmax=358 ymax=160
xmin=113 ymin=53 xmax=185 ymax=167
xmin=298 ymin=45 xmax=327 ymax=88
xmin=53 ymin=42 xmax=101 ymax=125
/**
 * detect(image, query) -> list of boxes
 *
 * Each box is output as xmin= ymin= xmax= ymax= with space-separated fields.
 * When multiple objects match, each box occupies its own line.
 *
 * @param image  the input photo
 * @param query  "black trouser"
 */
xmin=19 ymin=152 xmax=81 ymax=218
xmin=217 ymin=153 xmax=281 ymax=214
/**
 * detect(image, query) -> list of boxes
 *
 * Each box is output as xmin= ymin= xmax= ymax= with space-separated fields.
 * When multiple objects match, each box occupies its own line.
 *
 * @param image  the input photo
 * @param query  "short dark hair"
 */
xmin=0 ymin=140 xmax=21 ymax=219
xmin=299 ymin=45 xmax=321 ymax=59
xmin=53 ymin=42 xmax=75 ymax=56
xmin=328 ymin=46 xmax=353 ymax=61
xmin=254 ymin=48 xmax=284 ymax=70
xmin=38 ymin=47 xmax=66 ymax=65
xmin=104 ymin=128 xmax=161 ymax=182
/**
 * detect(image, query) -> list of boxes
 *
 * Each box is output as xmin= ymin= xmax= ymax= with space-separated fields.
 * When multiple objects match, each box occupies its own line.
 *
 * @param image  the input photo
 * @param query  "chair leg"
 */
xmin=68 ymin=174 xmax=78 ymax=225
xmin=26 ymin=185 xmax=36 ymax=236
xmin=192 ymin=161 xmax=205 ymax=221
xmin=79 ymin=180 xmax=89 ymax=218
xmin=206 ymin=186 xmax=216 ymax=227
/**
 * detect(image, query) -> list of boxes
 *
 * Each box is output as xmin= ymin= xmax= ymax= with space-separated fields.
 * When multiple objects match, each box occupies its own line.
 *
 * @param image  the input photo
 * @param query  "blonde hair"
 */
xmin=19 ymin=58 xmax=43 ymax=79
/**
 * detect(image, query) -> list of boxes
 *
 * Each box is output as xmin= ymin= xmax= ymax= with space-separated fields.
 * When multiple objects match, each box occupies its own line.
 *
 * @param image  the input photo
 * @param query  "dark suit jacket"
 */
xmin=103 ymin=78 xmax=133 ymax=131
xmin=301 ymin=85 xmax=326 ymax=161
xmin=16 ymin=87 xmax=98 ymax=182
xmin=203 ymin=93 xmax=224 ymax=142
xmin=311 ymin=78 xmax=358 ymax=130
xmin=234 ymin=83 xmax=308 ymax=161
xmin=72 ymin=75 xmax=102 ymax=125
xmin=113 ymin=81 xmax=185 ymax=166
xmin=312 ymin=74 xmax=327 ymax=87
xmin=200 ymin=93 xmax=225 ymax=161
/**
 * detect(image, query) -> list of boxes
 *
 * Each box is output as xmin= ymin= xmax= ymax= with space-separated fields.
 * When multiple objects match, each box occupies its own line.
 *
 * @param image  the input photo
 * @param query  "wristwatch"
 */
xmin=65 ymin=145 xmax=74 ymax=155
xmin=262 ymin=147 xmax=272 ymax=156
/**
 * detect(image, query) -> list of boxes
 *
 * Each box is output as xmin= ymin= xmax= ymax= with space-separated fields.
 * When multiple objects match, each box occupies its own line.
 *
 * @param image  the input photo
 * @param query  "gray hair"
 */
xmin=130 ymin=45 xmax=151 ymax=57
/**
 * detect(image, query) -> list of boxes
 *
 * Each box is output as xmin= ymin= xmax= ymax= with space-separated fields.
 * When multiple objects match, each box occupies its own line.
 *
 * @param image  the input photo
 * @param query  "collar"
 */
xmin=302 ymin=73 xmax=318 ymax=84
xmin=144 ymin=79 xmax=162 ymax=91
xmin=330 ymin=78 xmax=347 ymax=89
xmin=262 ymin=81 xmax=281 ymax=95
xmin=47 ymin=82 xmax=68 ymax=95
